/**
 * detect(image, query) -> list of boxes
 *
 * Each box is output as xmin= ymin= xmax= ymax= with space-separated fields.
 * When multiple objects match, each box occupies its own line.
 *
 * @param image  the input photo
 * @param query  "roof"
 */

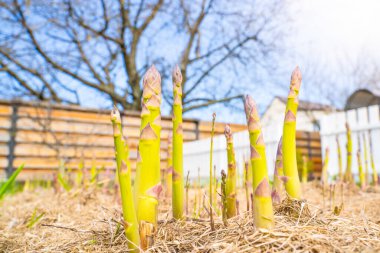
xmin=275 ymin=96 xmax=335 ymax=111
xmin=345 ymin=88 xmax=380 ymax=110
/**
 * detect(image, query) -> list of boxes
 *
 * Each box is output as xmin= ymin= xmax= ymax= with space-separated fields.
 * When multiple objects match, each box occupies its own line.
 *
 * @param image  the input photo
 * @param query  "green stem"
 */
xmin=283 ymin=67 xmax=302 ymax=200
xmin=224 ymin=124 xmax=237 ymax=218
xmin=244 ymin=95 xmax=274 ymax=230
xmin=134 ymin=65 xmax=162 ymax=250
xmin=111 ymin=107 xmax=140 ymax=252
xmin=172 ymin=66 xmax=184 ymax=219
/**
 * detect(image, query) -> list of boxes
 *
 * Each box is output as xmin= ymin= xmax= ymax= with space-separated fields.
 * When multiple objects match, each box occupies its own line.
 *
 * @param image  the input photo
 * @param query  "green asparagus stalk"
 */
xmin=221 ymin=170 xmax=228 ymax=226
xmin=282 ymin=67 xmax=302 ymax=200
xmin=224 ymin=125 xmax=237 ymax=218
xmin=244 ymin=95 xmax=274 ymax=230
xmin=369 ymin=130 xmax=378 ymax=186
xmin=134 ymin=65 xmax=162 ymax=250
xmin=271 ymin=137 xmax=285 ymax=205
xmin=111 ymin=107 xmax=140 ymax=252
xmin=336 ymin=136 xmax=343 ymax=182
xmin=321 ymin=147 xmax=329 ymax=185
xmin=357 ymin=149 xmax=365 ymax=190
xmin=344 ymin=123 xmax=353 ymax=183
xmin=302 ymin=155 xmax=308 ymax=183
xmin=362 ymin=133 xmax=369 ymax=185
xmin=357 ymin=136 xmax=365 ymax=189
xmin=244 ymin=161 xmax=250 ymax=211
xmin=209 ymin=113 xmax=216 ymax=231
xmin=172 ymin=66 xmax=184 ymax=219
xmin=165 ymin=132 xmax=173 ymax=197
xmin=185 ymin=171 xmax=190 ymax=216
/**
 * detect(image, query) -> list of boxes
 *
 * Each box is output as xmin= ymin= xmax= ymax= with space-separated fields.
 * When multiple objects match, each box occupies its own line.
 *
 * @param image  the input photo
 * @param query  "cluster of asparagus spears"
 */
xmin=109 ymin=66 xmax=311 ymax=251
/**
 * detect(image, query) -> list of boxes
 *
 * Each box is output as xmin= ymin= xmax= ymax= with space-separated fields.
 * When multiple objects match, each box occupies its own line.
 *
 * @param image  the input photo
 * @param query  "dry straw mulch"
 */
xmin=1 ymin=183 xmax=380 ymax=252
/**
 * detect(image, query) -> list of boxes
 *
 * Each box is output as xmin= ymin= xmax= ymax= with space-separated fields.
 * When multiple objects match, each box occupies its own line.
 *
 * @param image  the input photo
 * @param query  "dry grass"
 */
xmin=1 ymin=182 xmax=380 ymax=252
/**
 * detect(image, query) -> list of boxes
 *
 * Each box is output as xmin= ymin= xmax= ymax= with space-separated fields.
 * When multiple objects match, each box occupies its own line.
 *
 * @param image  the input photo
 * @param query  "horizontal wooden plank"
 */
xmin=0 ymin=129 xmax=10 ymax=142
xmin=198 ymin=122 xmax=246 ymax=133
xmin=13 ymin=129 xmax=196 ymax=148
xmin=0 ymin=105 xmax=11 ymax=116
xmin=296 ymin=131 xmax=320 ymax=139
xmin=0 ymin=116 xmax=11 ymax=129
xmin=11 ymin=158 xmax=169 ymax=171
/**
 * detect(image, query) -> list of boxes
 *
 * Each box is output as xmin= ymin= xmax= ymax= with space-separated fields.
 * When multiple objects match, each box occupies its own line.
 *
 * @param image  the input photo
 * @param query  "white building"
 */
xmin=261 ymin=96 xmax=336 ymax=131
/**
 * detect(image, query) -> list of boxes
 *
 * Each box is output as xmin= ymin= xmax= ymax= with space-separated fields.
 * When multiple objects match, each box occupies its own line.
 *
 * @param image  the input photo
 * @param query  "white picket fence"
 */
xmin=320 ymin=105 xmax=380 ymax=181
xmin=183 ymin=124 xmax=283 ymax=182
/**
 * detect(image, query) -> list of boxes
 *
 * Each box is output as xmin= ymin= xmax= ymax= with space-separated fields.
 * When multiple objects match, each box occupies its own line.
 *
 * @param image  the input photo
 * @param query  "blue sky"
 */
xmin=2 ymin=0 xmax=380 ymax=124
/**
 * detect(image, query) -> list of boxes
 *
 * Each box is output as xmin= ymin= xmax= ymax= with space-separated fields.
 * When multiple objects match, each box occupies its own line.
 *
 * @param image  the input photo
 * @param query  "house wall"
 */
xmin=261 ymin=98 xmax=332 ymax=131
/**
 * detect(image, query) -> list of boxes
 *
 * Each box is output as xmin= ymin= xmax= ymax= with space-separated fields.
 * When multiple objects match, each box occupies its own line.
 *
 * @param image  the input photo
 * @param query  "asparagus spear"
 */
xmin=244 ymin=95 xmax=274 ymax=230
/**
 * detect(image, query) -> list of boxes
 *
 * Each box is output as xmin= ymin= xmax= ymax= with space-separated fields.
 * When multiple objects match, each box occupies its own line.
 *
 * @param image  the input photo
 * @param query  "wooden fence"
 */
xmin=183 ymin=123 xmax=322 ymax=181
xmin=320 ymin=105 xmax=380 ymax=181
xmin=0 ymin=100 xmax=247 ymax=180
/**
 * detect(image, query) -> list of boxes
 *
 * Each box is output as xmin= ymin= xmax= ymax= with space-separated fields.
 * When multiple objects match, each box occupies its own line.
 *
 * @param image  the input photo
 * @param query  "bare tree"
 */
xmin=0 ymin=0 xmax=287 ymax=113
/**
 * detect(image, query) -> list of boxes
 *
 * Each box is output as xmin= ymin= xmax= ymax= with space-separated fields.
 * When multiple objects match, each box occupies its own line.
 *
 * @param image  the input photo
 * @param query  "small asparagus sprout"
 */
xmin=321 ymin=147 xmax=329 ymax=185
xmin=185 ymin=171 xmax=190 ymax=216
xmin=369 ymin=130 xmax=378 ymax=186
xmin=165 ymin=132 xmax=173 ymax=197
xmin=362 ymin=133 xmax=369 ymax=184
xmin=111 ymin=107 xmax=140 ymax=252
xmin=134 ymin=65 xmax=163 ymax=250
xmin=357 ymin=145 xmax=366 ymax=190
xmin=221 ymin=170 xmax=228 ymax=226
xmin=209 ymin=112 xmax=216 ymax=231
xmin=344 ymin=123 xmax=353 ymax=183
xmin=302 ymin=155 xmax=308 ymax=183
xmin=336 ymin=136 xmax=343 ymax=182
xmin=224 ymin=125 xmax=237 ymax=218
xmin=244 ymin=161 xmax=250 ymax=211
xmin=172 ymin=66 xmax=184 ymax=220
xmin=271 ymin=137 xmax=285 ymax=205
xmin=244 ymin=95 xmax=274 ymax=230
xmin=282 ymin=67 xmax=302 ymax=200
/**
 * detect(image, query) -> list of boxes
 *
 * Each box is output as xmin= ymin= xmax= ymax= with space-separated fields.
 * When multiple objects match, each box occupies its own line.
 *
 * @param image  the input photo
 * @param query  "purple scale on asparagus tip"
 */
xmin=250 ymin=145 xmax=261 ymax=159
xmin=224 ymin=124 xmax=233 ymax=141
xmin=140 ymin=123 xmax=157 ymax=140
xmin=111 ymin=105 xmax=121 ymax=122
xmin=284 ymin=110 xmax=296 ymax=123
xmin=120 ymin=160 xmax=128 ymax=173
xmin=290 ymin=66 xmax=302 ymax=91
xmin=256 ymin=133 xmax=265 ymax=145
xmin=172 ymin=65 xmax=183 ymax=85
xmin=255 ymin=178 xmax=271 ymax=197
xmin=143 ymin=65 xmax=161 ymax=96
xmin=146 ymin=183 xmax=163 ymax=199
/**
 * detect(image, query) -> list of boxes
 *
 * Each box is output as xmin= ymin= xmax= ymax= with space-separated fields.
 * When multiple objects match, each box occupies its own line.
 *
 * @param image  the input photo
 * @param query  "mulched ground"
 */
xmin=1 ymin=181 xmax=380 ymax=252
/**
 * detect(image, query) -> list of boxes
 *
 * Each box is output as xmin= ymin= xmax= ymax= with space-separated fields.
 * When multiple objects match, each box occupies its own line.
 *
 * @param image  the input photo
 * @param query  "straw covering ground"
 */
xmin=1 ymin=182 xmax=380 ymax=252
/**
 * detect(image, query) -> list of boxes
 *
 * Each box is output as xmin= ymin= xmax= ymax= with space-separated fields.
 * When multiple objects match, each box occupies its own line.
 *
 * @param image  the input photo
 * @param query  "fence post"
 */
xmin=6 ymin=103 xmax=18 ymax=178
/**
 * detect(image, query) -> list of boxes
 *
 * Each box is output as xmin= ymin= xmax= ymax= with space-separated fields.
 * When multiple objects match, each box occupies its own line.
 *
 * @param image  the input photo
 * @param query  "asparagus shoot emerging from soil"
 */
xmin=369 ymin=130 xmax=378 ymax=186
xmin=134 ymin=65 xmax=162 ymax=250
xmin=244 ymin=161 xmax=250 ymax=211
xmin=111 ymin=107 xmax=140 ymax=252
xmin=336 ymin=136 xmax=343 ymax=182
xmin=282 ymin=66 xmax=302 ymax=200
xmin=321 ymin=147 xmax=329 ymax=185
xmin=224 ymin=124 xmax=237 ymax=218
xmin=165 ymin=132 xmax=173 ymax=197
xmin=244 ymin=95 xmax=274 ymax=230
xmin=302 ymin=155 xmax=308 ymax=183
xmin=272 ymin=137 xmax=285 ymax=205
xmin=221 ymin=170 xmax=228 ymax=226
xmin=209 ymin=113 xmax=216 ymax=231
xmin=345 ymin=123 xmax=353 ymax=183
xmin=357 ymin=137 xmax=366 ymax=190
xmin=362 ymin=133 xmax=369 ymax=185
xmin=172 ymin=65 xmax=184 ymax=220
